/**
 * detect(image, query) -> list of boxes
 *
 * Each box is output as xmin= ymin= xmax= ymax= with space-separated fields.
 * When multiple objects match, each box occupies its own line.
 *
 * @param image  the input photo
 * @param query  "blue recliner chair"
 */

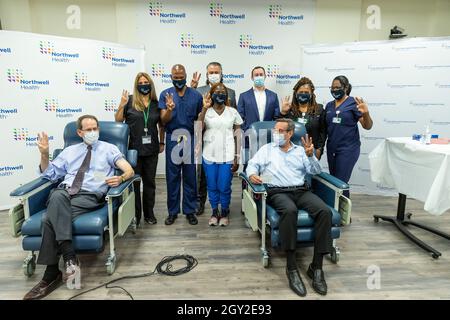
xmin=240 ymin=121 xmax=351 ymax=267
xmin=8 ymin=121 xmax=140 ymax=276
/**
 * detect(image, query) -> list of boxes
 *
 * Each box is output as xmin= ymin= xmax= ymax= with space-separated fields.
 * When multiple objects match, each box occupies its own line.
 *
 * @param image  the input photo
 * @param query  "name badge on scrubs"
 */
xmin=332 ymin=111 xmax=341 ymax=124
xmin=142 ymin=135 xmax=152 ymax=144
xmin=297 ymin=113 xmax=308 ymax=124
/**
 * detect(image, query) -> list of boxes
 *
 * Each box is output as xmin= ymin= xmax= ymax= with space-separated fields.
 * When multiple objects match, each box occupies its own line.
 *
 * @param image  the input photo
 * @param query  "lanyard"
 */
xmin=143 ymin=102 xmax=150 ymax=135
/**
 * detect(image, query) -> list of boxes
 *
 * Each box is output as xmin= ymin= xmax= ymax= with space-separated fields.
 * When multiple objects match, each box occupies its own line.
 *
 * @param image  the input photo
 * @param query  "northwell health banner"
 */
xmin=301 ymin=37 xmax=450 ymax=196
xmin=0 ymin=31 xmax=145 ymax=209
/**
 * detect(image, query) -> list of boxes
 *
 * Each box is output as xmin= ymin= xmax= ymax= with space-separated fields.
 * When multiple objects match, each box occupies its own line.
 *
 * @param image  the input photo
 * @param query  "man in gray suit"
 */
xmin=190 ymin=62 xmax=237 ymax=215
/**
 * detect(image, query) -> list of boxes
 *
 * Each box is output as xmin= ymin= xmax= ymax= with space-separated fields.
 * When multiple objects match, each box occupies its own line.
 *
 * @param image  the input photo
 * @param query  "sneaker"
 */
xmin=186 ymin=214 xmax=198 ymax=225
xmin=64 ymin=258 xmax=81 ymax=290
xmin=219 ymin=216 xmax=229 ymax=226
xmin=208 ymin=215 xmax=219 ymax=226
xmin=144 ymin=216 xmax=157 ymax=225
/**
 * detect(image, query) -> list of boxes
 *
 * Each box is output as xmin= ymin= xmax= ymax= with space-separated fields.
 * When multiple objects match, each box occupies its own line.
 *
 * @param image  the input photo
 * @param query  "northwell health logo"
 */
xmin=102 ymin=47 xmax=135 ymax=67
xmin=6 ymin=68 xmax=50 ymax=90
xmin=104 ymin=99 xmax=118 ymax=113
xmin=181 ymin=33 xmax=216 ymax=55
xmin=13 ymin=128 xmax=54 ymax=147
xmin=209 ymin=2 xmax=245 ymax=24
xmin=151 ymin=64 xmax=172 ymax=84
xmin=149 ymin=1 xmax=186 ymax=24
xmin=0 ymin=107 xmax=18 ymax=120
xmin=74 ymin=72 xmax=110 ymax=92
xmin=239 ymin=34 xmax=274 ymax=56
xmin=0 ymin=164 xmax=24 ymax=177
xmin=269 ymin=4 xmax=304 ymax=25
xmin=44 ymin=98 xmax=83 ymax=118
xmin=266 ymin=64 xmax=300 ymax=84
xmin=39 ymin=40 xmax=79 ymax=63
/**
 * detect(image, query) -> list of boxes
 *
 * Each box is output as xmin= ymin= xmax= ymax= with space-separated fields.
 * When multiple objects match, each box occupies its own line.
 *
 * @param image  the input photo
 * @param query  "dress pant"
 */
xmin=37 ymin=188 xmax=105 ymax=265
xmin=133 ymin=154 xmax=158 ymax=222
xmin=267 ymin=187 xmax=332 ymax=253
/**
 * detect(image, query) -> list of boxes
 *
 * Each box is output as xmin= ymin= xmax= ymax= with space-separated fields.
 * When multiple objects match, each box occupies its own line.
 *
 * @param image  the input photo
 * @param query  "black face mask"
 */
xmin=297 ymin=93 xmax=311 ymax=104
xmin=172 ymin=78 xmax=186 ymax=89
xmin=331 ymin=88 xmax=345 ymax=100
xmin=212 ymin=92 xmax=227 ymax=105
xmin=137 ymin=84 xmax=151 ymax=95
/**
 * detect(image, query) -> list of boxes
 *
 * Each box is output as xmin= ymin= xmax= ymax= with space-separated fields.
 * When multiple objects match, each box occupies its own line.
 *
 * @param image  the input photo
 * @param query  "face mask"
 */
xmin=253 ymin=76 xmax=265 ymax=87
xmin=272 ymin=132 xmax=286 ymax=147
xmin=137 ymin=84 xmax=151 ymax=95
xmin=208 ymin=73 xmax=221 ymax=85
xmin=212 ymin=92 xmax=226 ymax=105
xmin=331 ymin=88 xmax=345 ymax=100
xmin=172 ymin=78 xmax=186 ymax=89
xmin=297 ymin=93 xmax=311 ymax=104
xmin=83 ymin=130 xmax=99 ymax=145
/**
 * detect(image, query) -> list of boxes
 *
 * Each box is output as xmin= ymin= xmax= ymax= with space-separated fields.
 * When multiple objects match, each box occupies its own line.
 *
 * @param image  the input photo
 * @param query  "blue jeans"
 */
xmin=202 ymin=158 xmax=233 ymax=210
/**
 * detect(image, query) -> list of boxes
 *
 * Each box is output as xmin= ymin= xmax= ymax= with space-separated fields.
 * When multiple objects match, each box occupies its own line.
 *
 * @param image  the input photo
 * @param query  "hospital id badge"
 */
xmin=297 ymin=117 xmax=307 ymax=124
xmin=142 ymin=135 xmax=152 ymax=144
xmin=332 ymin=117 xmax=341 ymax=124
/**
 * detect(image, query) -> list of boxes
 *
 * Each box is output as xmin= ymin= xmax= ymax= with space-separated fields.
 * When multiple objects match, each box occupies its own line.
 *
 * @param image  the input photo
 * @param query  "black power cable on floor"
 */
xmin=68 ymin=254 xmax=198 ymax=300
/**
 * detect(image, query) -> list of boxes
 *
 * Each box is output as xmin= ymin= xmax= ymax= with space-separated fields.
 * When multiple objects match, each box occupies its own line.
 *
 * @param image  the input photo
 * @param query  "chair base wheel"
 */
xmin=330 ymin=246 xmax=340 ymax=264
xmin=106 ymin=255 xmax=117 ymax=275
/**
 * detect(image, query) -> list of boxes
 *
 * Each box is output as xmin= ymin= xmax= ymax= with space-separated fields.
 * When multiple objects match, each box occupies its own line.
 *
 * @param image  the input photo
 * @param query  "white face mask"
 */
xmin=83 ymin=130 xmax=99 ymax=145
xmin=208 ymin=73 xmax=221 ymax=85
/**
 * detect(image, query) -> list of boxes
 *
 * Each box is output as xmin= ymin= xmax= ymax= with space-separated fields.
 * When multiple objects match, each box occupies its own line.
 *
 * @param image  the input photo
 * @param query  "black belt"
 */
xmin=266 ymin=185 xmax=308 ymax=191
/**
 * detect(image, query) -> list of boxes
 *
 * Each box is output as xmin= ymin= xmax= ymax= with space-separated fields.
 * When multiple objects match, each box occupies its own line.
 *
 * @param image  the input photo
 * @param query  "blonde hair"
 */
xmin=132 ymin=72 xmax=158 ymax=111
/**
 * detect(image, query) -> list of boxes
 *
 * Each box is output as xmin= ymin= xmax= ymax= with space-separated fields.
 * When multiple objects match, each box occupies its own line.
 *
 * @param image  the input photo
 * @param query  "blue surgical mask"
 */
xmin=212 ymin=92 xmax=226 ymax=105
xmin=272 ymin=132 xmax=286 ymax=146
xmin=83 ymin=130 xmax=99 ymax=145
xmin=297 ymin=93 xmax=311 ymax=104
xmin=137 ymin=84 xmax=151 ymax=95
xmin=253 ymin=76 xmax=265 ymax=87
xmin=172 ymin=78 xmax=186 ymax=89
xmin=331 ymin=88 xmax=345 ymax=100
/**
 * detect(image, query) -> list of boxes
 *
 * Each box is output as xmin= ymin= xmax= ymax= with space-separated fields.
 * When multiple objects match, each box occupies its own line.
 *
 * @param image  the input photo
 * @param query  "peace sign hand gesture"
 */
xmin=190 ymin=72 xmax=201 ymax=89
xmin=120 ymin=89 xmax=129 ymax=107
xmin=301 ymin=134 xmax=314 ymax=157
xmin=165 ymin=92 xmax=175 ymax=111
xmin=281 ymin=96 xmax=292 ymax=114
xmin=203 ymin=92 xmax=212 ymax=109
xmin=37 ymin=132 xmax=49 ymax=155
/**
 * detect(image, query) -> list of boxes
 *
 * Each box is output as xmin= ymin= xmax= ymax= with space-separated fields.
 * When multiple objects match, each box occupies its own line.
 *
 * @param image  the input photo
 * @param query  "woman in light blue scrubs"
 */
xmin=324 ymin=75 xmax=373 ymax=198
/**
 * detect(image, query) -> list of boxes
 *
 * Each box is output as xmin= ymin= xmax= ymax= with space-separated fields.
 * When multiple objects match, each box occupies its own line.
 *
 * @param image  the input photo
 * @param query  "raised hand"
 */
xmin=203 ymin=92 xmax=212 ymax=109
xmin=281 ymin=96 xmax=292 ymax=114
xmin=190 ymin=72 xmax=201 ymax=88
xmin=355 ymin=97 xmax=369 ymax=115
xmin=165 ymin=92 xmax=175 ymax=111
xmin=37 ymin=132 xmax=49 ymax=155
xmin=301 ymin=134 xmax=314 ymax=157
xmin=120 ymin=89 xmax=129 ymax=106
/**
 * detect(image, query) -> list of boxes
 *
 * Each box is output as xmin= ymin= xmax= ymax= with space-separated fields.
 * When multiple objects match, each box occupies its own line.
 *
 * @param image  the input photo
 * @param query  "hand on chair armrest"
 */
xmin=313 ymin=172 xmax=349 ymax=190
xmin=107 ymin=174 xmax=141 ymax=197
xmin=239 ymin=173 xmax=267 ymax=193
xmin=10 ymin=177 xmax=54 ymax=197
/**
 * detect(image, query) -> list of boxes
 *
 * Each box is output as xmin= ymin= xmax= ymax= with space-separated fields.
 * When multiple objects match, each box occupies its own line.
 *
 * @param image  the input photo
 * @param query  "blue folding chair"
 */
xmin=8 ymin=121 xmax=141 ymax=275
xmin=240 ymin=121 xmax=352 ymax=267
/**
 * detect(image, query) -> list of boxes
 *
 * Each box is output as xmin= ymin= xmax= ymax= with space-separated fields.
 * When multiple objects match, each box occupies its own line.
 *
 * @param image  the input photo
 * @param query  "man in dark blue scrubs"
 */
xmin=159 ymin=64 xmax=203 ymax=225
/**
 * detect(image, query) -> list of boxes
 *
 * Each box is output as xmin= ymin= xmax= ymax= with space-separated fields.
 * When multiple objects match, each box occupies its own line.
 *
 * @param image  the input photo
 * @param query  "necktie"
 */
xmin=69 ymin=145 xmax=92 ymax=195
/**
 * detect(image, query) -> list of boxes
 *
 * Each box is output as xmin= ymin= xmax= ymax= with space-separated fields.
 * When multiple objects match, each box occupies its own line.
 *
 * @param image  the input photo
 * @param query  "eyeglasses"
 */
xmin=81 ymin=128 xmax=98 ymax=132
xmin=275 ymin=129 xmax=290 ymax=134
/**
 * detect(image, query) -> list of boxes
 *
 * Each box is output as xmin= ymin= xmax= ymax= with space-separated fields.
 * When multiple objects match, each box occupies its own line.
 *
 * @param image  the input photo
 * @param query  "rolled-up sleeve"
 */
xmin=107 ymin=145 xmax=124 ymax=168
xmin=302 ymin=149 xmax=322 ymax=175
xmin=41 ymin=151 xmax=67 ymax=182
xmin=246 ymin=146 xmax=266 ymax=177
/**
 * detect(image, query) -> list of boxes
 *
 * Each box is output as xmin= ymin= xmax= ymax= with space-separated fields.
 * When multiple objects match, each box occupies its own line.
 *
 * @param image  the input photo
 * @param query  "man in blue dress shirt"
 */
xmin=23 ymin=115 xmax=134 ymax=300
xmin=246 ymin=118 xmax=332 ymax=297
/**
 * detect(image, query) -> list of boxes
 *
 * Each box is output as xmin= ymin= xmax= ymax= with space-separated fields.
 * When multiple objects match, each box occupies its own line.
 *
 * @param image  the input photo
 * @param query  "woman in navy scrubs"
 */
xmin=325 ymin=75 xmax=373 ymax=198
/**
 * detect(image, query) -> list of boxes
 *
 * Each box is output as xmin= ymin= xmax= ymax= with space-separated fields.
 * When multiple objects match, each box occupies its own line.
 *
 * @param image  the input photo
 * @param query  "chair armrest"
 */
xmin=314 ymin=172 xmax=349 ymax=190
xmin=239 ymin=173 xmax=266 ymax=194
xmin=106 ymin=175 xmax=141 ymax=198
xmin=10 ymin=177 xmax=53 ymax=197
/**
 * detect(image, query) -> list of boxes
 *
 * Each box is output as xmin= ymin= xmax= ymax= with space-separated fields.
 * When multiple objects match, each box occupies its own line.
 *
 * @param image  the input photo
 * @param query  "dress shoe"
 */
xmin=197 ymin=202 xmax=205 ymax=216
xmin=165 ymin=215 xmax=177 ymax=225
xmin=145 ymin=216 xmax=157 ymax=225
xmin=307 ymin=264 xmax=327 ymax=295
xmin=23 ymin=273 xmax=62 ymax=300
xmin=186 ymin=214 xmax=198 ymax=225
xmin=286 ymin=267 xmax=307 ymax=297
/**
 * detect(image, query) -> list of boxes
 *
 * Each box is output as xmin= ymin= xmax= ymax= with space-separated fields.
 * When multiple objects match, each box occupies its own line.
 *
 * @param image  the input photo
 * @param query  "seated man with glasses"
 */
xmin=23 ymin=114 xmax=134 ymax=300
xmin=246 ymin=118 xmax=332 ymax=297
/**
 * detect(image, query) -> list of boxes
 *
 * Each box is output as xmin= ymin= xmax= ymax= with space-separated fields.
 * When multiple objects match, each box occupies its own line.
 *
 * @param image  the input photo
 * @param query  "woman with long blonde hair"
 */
xmin=115 ymin=72 xmax=165 ymax=226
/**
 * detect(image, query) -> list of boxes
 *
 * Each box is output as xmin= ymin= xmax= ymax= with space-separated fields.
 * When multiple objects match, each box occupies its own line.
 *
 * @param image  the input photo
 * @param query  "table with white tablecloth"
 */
xmin=369 ymin=137 xmax=450 ymax=258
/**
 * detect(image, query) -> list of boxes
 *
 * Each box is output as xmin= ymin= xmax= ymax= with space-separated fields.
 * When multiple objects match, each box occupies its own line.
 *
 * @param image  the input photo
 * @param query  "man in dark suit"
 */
xmin=191 ymin=62 xmax=237 ymax=215
xmin=237 ymin=66 xmax=280 ymax=165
